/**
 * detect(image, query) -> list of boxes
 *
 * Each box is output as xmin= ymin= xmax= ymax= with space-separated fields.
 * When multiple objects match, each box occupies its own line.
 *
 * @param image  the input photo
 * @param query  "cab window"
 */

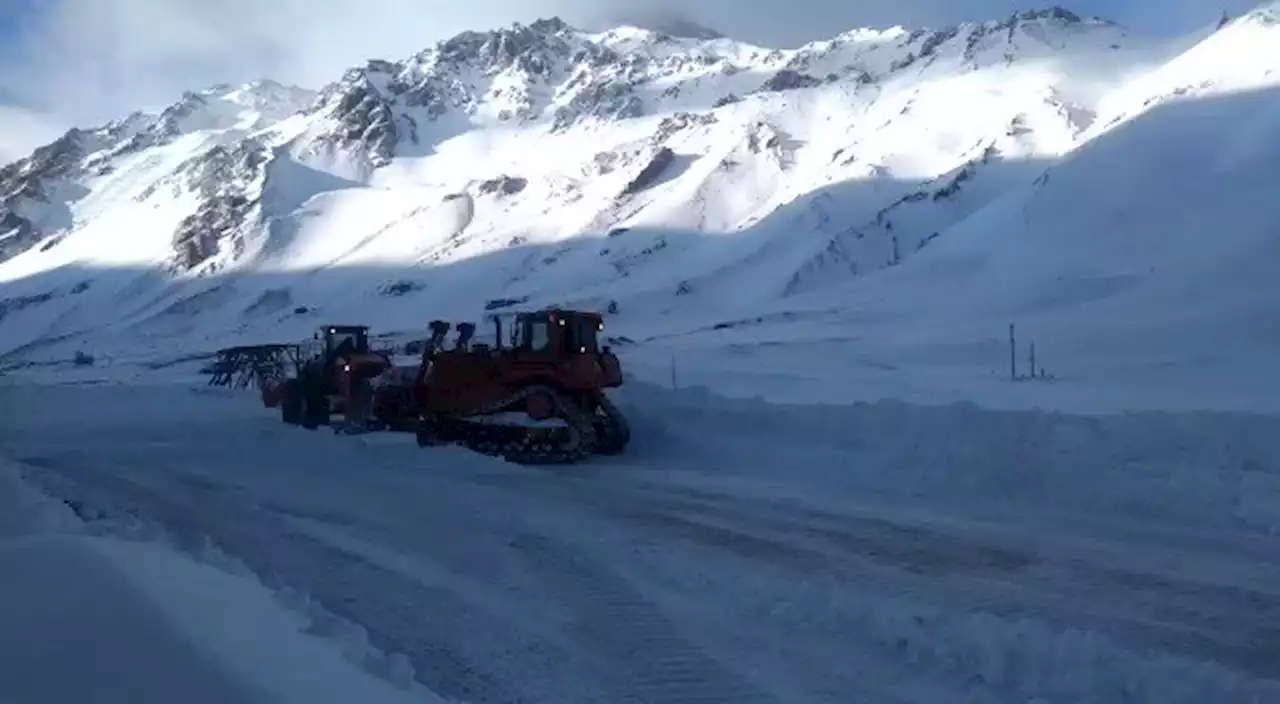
xmin=577 ymin=318 xmax=599 ymax=353
xmin=528 ymin=320 xmax=550 ymax=351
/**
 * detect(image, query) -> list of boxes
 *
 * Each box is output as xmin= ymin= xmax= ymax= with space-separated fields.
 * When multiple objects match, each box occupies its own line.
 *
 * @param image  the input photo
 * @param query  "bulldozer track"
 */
xmin=421 ymin=384 xmax=601 ymax=464
xmin=592 ymin=392 xmax=631 ymax=454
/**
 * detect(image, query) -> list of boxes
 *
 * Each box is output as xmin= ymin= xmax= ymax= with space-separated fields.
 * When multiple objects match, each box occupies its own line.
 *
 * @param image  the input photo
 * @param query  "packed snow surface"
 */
xmin=0 ymin=456 xmax=447 ymax=704
xmin=1 ymin=380 xmax=1279 ymax=703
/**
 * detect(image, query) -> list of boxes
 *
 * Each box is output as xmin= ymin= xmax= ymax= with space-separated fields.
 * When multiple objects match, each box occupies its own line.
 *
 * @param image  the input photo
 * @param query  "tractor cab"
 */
xmin=511 ymin=309 xmax=605 ymax=356
xmin=315 ymin=325 xmax=370 ymax=362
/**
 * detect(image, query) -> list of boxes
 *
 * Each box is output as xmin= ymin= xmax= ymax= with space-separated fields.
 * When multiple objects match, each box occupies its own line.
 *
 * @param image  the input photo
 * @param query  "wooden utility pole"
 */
xmin=1009 ymin=323 xmax=1017 ymax=380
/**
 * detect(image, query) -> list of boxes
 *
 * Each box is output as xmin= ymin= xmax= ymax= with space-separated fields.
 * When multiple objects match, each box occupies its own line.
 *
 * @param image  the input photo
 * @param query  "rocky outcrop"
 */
xmin=0 ymin=81 xmax=313 ymax=266
xmin=0 ymin=130 xmax=88 ymax=262
xmin=477 ymin=175 xmax=528 ymax=196
xmin=621 ymin=147 xmax=675 ymax=195
xmin=759 ymin=70 xmax=823 ymax=93
xmin=170 ymin=141 xmax=271 ymax=270
xmin=653 ymin=112 xmax=717 ymax=143
xmin=312 ymin=70 xmax=401 ymax=166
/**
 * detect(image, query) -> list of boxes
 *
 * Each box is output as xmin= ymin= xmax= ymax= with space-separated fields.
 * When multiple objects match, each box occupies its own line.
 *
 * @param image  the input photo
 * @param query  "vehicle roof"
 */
xmin=526 ymin=308 xmax=603 ymax=319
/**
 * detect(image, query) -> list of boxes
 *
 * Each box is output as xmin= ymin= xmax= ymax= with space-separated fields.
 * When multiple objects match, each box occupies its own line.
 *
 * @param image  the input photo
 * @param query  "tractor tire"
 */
xmin=280 ymin=381 xmax=302 ymax=426
xmin=415 ymin=416 xmax=445 ymax=447
xmin=300 ymin=381 xmax=330 ymax=430
xmin=415 ymin=428 xmax=434 ymax=447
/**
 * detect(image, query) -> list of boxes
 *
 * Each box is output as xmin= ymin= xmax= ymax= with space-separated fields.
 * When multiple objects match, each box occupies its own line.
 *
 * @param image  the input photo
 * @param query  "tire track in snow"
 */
xmin=456 ymin=469 xmax=1280 ymax=690
xmin=238 ymin=467 xmax=938 ymax=703
xmin=11 ymin=427 xmax=1280 ymax=702
xmin=16 ymin=454 xmax=528 ymax=704
xmin=18 ymin=453 xmax=781 ymax=704
xmin=508 ymin=531 xmax=779 ymax=704
xmin=621 ymin=480 xmax=1280 ymax=670
xmin=618 ymin=482 xmax=1280 ymax=678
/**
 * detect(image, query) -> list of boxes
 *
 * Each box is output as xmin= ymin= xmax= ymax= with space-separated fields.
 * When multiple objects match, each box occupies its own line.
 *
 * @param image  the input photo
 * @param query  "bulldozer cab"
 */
xmin=512 ymin=309 xmax=604 ymax=356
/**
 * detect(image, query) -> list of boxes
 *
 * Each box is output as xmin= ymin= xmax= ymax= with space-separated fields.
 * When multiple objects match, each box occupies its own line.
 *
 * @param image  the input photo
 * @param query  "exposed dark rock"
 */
xmin=170 ymin=141 xmax=271 ymax=270
xmin=315 ymin=73 xmax=400 ymax=166
xmin=477 ymin=175 xmax=528 ymax=196
xmin=0 ymin=290 xmax=55 ymax=323
xmin=712 ymin=93 xmax=742 ymax=108
xmin=653 ymin=112 xmax=717 ymax=143
xmin=552 ymin=80 xmax=643 ymax=130
xmin=621 ymin=147 xmax=675 ymax=195
xmin=759 ymin=70 xmax=823 ymax=93
xmin=378 ymin=280 xmax=426 ymax=296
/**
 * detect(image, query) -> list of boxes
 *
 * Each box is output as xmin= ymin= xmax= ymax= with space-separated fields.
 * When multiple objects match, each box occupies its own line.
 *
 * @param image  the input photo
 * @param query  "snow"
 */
xmin=3 ymin=7 xmax=1280 ymax=701
xmin=0 ymin=457 xmax=448 ymax=704
xmin=0 ymin=380 xmax=1278 ymax=703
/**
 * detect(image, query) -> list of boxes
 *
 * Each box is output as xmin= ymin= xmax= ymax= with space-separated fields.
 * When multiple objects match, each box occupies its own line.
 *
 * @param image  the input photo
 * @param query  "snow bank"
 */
xmin=0 ymin=459 xmax=451 ymax=704
xmin=616 ymin=380 xmax=1280 ymax=534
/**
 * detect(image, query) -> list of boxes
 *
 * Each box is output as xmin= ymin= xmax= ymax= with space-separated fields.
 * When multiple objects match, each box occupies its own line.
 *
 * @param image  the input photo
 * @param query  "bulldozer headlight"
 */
xmin=343 ymin=364 xmax=351 ymax=372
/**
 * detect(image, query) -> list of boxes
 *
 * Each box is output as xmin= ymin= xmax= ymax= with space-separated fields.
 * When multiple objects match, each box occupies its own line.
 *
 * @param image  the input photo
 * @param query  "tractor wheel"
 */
xmin=301 ymin=390 xmax=330 ymax=430
xmin=415 ymin=428 xmax=433 ymax=447
xmin=280 ymin=381 xmax=302 ymax=426
xmin=415 ymin=416 xmax=445 ymax=447
xmin=296 ymin=375 xmax=328 ymax=430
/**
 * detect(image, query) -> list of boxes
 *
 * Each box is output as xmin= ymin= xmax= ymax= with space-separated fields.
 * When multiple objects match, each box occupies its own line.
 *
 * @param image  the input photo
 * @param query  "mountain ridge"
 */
xmin=2 ymin=4 xmax=1277 ymax=398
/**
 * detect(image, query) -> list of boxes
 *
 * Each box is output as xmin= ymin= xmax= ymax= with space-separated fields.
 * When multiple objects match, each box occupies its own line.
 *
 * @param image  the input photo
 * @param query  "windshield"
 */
xmin=328 ymin=330 xmax=364 ymax=355
xmin=575 ymin=316 xmax=599 ymax=353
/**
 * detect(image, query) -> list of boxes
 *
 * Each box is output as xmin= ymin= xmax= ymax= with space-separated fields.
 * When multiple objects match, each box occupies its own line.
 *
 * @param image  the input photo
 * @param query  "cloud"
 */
xmin=0 ymin=105 xmax=63 ymax=165
xmin=578 ymin=0 xmax=1257 ymax=46
xmin=0 ymin=0 xmax=1260 ymax=140
xmin=0 ymin=0 xmax=554 ymax=125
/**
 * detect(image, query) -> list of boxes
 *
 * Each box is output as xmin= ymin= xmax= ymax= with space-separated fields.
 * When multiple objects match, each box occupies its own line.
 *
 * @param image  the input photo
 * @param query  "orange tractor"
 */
xmin=275 ymin=309 xmax=630 ymax=464
xmin=275 ymin=324 xmax=396 ymax=430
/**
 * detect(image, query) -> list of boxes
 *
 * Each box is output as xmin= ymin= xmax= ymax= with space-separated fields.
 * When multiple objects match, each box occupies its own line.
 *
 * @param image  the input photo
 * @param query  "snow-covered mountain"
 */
xmin=2 ymin=4 xmax=1279 ymax=410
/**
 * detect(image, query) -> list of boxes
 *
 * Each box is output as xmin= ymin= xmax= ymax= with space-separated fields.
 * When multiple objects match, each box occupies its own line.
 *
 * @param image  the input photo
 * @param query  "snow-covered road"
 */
xmin=3 ymin=380 xmax=1279 ymax=703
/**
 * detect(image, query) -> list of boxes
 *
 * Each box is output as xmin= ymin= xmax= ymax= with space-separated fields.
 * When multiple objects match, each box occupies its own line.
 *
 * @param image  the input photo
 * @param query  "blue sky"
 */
xmin=0 ymin=1 xmax=33 ymax=81
xmin=0 ymin=0 xmax=1259 ymax=163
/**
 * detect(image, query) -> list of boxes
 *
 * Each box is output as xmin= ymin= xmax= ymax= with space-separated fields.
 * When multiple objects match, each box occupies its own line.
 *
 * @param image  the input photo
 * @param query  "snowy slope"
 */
xmin=1 ymin=6 xmax=1279 ymax=411
xmin=624 ymin=4 xmax=1280 ymax=411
